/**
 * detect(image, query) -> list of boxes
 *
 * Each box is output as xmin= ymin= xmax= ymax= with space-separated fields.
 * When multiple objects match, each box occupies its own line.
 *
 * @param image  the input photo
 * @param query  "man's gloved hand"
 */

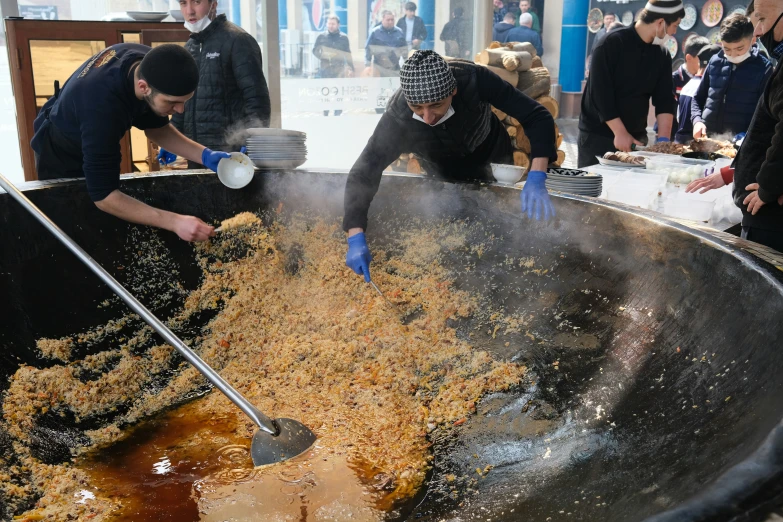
xmin=240 ymin=146 xmax=247 ymax=155
xmin=202 ymin=148 xmax=232 ymax=172
xmin=157 ymin=148 xmax=177 ymax=166
xmin=346 ymin=232 xmax=372 ymax=282
xmin=656 ymin=137 xmax=670 ymax=143
xmin=520 ymin=170 xmax=555 ymax=221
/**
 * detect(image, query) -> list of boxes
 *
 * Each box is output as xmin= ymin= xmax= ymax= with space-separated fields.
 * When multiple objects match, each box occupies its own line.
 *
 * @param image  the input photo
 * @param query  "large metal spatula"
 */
xmin=0 ymin=174 xmax=316 ymax=466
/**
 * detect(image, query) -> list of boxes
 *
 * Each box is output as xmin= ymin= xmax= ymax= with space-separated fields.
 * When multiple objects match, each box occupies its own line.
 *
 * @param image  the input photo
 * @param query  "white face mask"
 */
xmin=652 ymin=22 xmax=667 ymax=46
xmin=184 ymin=4 xmax=215 ymax=33
xmin=412 ymin=105 xmax=455 ymax=126
xmin=184 ymin=16 xmax=212 ymax=33
xmin=725 ymin=51 xmax=751 ymax=64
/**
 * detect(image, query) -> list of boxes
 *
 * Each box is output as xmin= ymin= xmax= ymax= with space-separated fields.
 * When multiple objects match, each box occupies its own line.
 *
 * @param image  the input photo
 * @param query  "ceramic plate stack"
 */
xmin=545 ymin=168 xmax=602 ymax=197
xmin=245 ymin=128 xmax=307 ymax=169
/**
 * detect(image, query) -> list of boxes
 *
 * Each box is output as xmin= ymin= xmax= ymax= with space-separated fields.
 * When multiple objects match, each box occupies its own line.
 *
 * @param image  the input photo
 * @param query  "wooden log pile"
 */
xmin=478 ymin=41 xmax=566 ymax=170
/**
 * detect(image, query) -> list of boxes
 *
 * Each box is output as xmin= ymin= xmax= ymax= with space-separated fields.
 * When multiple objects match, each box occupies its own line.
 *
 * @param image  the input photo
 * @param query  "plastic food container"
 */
xmin=646 ymin=156 xmax=715 ymax=186
xmin=662 ymin=193 xmax=716 ymax=222
xmin=606 ymin=184 xmax=658 ymax=208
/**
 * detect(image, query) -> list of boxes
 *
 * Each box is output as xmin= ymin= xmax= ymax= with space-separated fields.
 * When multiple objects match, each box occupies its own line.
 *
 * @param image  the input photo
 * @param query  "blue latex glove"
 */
xmin=656 ymin=137 xmax=670 ymax=143
xmin=346 ymin=232 xmax=372 ymax=282
xmin=201 ymin=148 xmax=231 ymax=172
xmin=520 ymin=170 xmax=555 ymax=221
xmin=240 ymin=146 xmax=247 ymax=154
xmin=157 ymin=148 xmax=177 ymax=166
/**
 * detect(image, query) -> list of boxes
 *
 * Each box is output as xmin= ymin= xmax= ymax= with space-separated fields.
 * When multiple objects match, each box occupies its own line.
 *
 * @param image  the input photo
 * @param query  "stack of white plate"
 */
xmin=245 ymin=129 xmax=307 ymax=169
xmin=545 ymin=168 xmax=602 ymax=197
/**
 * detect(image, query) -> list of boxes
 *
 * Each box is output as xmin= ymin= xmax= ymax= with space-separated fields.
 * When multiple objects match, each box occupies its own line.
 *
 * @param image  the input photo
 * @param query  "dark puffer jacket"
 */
xmin=171 ymin=15 xmax=271 ymax=151
xmin=342 ymin=60 xmax=556 ymax=231
xmin=691 ymin=48 xmax=772 ymax=136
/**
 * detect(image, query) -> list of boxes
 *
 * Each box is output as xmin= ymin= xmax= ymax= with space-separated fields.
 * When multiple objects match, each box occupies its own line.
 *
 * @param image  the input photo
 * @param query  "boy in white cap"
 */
xmin=343 ymin=50 xmax=557 ymax=283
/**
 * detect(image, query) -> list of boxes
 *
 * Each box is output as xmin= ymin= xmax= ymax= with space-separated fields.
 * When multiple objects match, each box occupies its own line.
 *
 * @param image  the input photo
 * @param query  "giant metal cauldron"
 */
xmin=1 ymin=170 xmax=783 ymax=521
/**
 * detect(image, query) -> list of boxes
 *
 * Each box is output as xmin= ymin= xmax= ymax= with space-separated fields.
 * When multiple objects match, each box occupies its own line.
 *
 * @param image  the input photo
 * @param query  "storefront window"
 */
xmin=269 ymin=0 xmax=479 ymax=170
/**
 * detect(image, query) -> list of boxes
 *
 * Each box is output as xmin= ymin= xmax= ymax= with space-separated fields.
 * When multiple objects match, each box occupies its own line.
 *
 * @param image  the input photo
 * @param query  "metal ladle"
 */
xmin=0 ymin=174 xmax=316 ymax=466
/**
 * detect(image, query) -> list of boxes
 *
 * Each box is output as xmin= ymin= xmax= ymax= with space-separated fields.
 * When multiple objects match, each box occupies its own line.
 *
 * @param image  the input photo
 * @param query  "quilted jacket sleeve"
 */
xmin=231 ymin=32 xmax=271 ymax=128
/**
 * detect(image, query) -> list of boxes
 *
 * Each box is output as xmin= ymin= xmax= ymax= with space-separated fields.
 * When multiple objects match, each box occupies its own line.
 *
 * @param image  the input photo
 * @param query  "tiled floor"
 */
xmin=557 ymin=118 xmax=580 ymax=169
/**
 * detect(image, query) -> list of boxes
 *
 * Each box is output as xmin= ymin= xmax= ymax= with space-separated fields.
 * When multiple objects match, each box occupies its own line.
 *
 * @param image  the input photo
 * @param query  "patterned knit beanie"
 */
xmin=399 ymin=50 xmax=457 ymax=104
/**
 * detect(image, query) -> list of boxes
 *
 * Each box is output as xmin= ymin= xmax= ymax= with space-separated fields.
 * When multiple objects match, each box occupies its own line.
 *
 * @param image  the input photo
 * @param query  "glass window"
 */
xmin=270 ymin=0 xmax=474 ymax=171
xmin=29 ymin=40 xmax=106 ymax=112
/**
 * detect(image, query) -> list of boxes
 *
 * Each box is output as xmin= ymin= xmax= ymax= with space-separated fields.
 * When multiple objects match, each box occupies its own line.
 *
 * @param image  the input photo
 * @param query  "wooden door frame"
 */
xmin=4 ymin=19 xmax=190 ymax=181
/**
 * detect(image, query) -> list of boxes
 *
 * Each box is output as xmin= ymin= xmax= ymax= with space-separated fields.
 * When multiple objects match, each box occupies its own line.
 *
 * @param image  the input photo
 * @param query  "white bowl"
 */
xmin=491 ymin=163 xmax=524 ymax=185
xmin=217 ymin=152 xmax=255 ymax=189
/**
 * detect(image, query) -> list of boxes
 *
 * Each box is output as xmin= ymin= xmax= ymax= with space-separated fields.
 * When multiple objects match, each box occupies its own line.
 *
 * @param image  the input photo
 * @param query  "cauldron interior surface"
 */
xmin=1 ymin=171 xmax=783 ymax=522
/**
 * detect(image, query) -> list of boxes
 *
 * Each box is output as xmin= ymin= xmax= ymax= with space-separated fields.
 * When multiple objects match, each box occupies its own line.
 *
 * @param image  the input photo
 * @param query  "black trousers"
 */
xmin=577 ymin=131 xmax=648 ymax=168
xmin=741 ymin=226 xmax=783 ymax=253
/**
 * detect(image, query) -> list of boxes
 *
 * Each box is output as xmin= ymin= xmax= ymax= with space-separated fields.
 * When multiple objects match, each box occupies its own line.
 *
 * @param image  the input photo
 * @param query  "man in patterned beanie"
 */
xmin=343 ymin=50 xmax=558 ymax=283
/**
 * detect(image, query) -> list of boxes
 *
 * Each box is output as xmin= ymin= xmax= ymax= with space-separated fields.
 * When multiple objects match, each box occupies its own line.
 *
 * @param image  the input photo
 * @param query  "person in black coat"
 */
xmin=577 ymin=0 xmax=683 ymax=167
xmin=731 ymin=0 xmax=783 ymax=252
xmin=343 ymin=51 xmax=557 ymax=282
xmin=440 ymin=8 xmax=472 ymax=58
xmin=493 ymin=12 xmax=516 ymax=42
xmin=163 ymin=0 xmax=271 ymax=168
xmin=313 ymin=15 xmax=354 ymax=78
xmin=397 ymin=2 xmax=428 ymax=50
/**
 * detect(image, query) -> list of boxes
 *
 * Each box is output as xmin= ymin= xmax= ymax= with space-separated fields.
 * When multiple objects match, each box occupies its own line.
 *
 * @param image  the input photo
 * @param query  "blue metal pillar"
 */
xmin=279 ymin=0 xmax=288 ymax=29
xmin=418 ymin=0 xmax=435 ymax=50
xmin=231 ymin=0 xmax=242 ymax=25
xmin=334 ymin=0 xmax=348 ymax=34
xmin=558 ymin=0 xmax=589 ymax=92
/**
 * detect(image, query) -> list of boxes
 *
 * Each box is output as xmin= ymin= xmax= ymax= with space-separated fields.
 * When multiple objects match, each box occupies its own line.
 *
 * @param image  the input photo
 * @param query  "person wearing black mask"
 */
xmin=731 ymin=0 xmax=783 ymax=252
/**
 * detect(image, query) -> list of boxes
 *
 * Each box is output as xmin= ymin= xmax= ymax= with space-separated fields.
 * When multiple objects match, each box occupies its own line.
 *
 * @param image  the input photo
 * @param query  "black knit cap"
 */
xmin=139 ymin=44 xmax=199 ymax=96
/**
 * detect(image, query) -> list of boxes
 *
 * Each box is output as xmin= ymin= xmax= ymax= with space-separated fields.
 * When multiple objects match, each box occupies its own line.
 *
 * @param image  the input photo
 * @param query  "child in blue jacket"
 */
xmin=691 ymin=13 xmax=772 ymax=139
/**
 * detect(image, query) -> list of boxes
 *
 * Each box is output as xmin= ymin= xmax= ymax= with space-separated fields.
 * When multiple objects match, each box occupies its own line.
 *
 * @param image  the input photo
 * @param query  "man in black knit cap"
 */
xmin=343 ymin=50 xmax=556 ymax=283
xmin=31 ymin=43 xmax=231 ymax=242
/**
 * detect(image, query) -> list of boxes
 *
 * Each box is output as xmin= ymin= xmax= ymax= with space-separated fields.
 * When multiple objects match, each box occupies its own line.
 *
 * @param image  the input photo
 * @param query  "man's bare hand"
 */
xmin=693 ymin=122 xmax=707 ymax=139
xmin=613 ymin=131 xmax=643 ymax=153
xmin=686 ymin=173 xmax=725 ymax=194
xmin=173 ymin=215 xmax=215 ymax=242
xmin=744 ymin=183 xmax=783 ymax=215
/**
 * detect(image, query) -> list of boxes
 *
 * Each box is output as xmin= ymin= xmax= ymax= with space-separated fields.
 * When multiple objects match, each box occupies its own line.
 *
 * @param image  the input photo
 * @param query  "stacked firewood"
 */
xmin=478 ymin=41 xmax=565 ymax=170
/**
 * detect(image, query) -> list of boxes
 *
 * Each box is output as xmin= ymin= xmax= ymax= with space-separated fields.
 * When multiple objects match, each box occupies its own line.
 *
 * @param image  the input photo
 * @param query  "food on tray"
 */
xmin=715 ymin=147 xmax=737 ymax=158
xmin=645 ymin=141 xmax=688 ymax=155
xmin=689 ymin=138 xmax=733 ymax=153
xmin=604 ymin=151 xmax=646 ymax=165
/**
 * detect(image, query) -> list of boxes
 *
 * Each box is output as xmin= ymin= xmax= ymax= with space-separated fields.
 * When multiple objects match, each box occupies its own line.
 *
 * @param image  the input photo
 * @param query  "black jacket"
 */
xmin=396 ymin=15 xmax=427 ymax=43
xmin=343 ymin=60 xmax=556 ymax=231
xmin=492 ymin=22 xmax=515 ymax=43
xmin=733 ymin=60 xmax=783 ymax=230
xmin=171 ymin=15 xmax=271 ymax=151
xmin=312 ymin=31 xmax=354 ymax=77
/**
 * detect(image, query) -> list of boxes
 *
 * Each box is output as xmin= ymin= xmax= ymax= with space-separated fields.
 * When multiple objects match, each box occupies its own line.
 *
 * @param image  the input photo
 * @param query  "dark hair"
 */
xmin=684 ymin=35 xmax=710 ymax=56
xmin=453 ymin=7 xmax=464 ymax=17
xmin=605 ymin=12 xmax=616 ymax=18
xmin=746 ymin=0 xmax=754 ymax=18
xmin=697 ymin=43 xmax=722 ymax=64
xmin=640 ymin=8 xmax=685 ymax=25
xmin=720 ymin=13 xmax=754 ymax=42
xmin=405 ymin=2 xmax=417 ymax=11
xmin=503 ymin=12 xmax=516 ymax=21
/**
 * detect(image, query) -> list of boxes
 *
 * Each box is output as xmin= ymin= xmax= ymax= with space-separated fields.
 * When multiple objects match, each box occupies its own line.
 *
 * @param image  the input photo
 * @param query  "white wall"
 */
xmin=542 ymin=0 xmax=563 ymax=85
